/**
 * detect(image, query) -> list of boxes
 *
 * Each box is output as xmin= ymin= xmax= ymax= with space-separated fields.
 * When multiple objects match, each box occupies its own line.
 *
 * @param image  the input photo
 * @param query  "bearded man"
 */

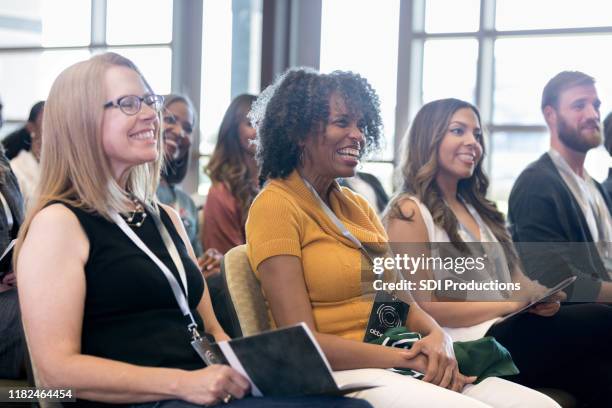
xmin=509 ymin=71 xmax=612 ymax=302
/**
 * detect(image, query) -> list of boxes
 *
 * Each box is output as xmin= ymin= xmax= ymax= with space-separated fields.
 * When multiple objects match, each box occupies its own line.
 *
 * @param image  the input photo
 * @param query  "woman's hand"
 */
xmin=0 ymin=272 xmax=16 ymax=290
xmin=198 ymin=248 xmax=223 ymax=279
xmin=528 ymin=291 xmax=565 ymax=317
xmin=401 ymin=329 xmax=473 ymax=389
xmin=394 ymin=348 xmax=428 ymax=373
xmin=212 ymin=330 xmax=231 ymax=343
xmin=177 ymin=365 xmax=250 ymax=406
xmin=394 ymin=347 xmax=475 ymax=392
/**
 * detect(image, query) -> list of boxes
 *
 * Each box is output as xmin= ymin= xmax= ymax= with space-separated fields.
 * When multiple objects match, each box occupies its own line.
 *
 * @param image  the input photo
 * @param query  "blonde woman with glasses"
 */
xmin=15 ymin=53 xmax=369 ymax=408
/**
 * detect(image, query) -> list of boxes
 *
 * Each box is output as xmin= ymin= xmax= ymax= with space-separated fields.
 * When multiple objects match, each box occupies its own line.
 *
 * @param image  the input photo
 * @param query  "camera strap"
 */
xmin=111 ymin=205 xmax=222 ymax=366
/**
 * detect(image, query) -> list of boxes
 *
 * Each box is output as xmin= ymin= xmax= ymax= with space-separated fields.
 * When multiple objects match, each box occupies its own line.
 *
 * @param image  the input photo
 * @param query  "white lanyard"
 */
xmin=0 ymin=191 xmax=14 ymax=231
xmin=111 ymin=207 xmax=198 ymax=332
xmin=301 ymin=176 xmax=417 ymax=308
xmin=301 ymin=176 xmax=376 ymax=264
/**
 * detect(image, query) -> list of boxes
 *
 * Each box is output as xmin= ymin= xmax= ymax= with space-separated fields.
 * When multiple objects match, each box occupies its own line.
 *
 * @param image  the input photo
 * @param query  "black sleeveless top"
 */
xmin=62 ymin=203 xmax=206 ymax=374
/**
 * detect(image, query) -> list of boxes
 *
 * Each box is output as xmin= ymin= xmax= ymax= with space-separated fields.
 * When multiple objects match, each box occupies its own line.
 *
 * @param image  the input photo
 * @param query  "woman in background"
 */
xmin=203 ymin=94 xmax=258 ymax=255
xmin=246 ymin=68 xmax=556 ymax=408
xmin=157 ymin=94 xmax=221 ymax=275
xmin=0 ymin=147 xmax=25 ymax=379
xmin=384 ymin=98 xmax=612 ymax=406
xmin=9 ymin=101 xmax=44 ymax=206
xmin=16 ymin=53 xmax=366 ymax=408
xmin=157 ymin=93 xmax=201 ymax=255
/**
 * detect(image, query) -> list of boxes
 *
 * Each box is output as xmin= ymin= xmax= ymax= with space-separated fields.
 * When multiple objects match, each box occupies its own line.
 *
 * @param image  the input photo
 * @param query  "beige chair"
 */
xmin=221 ymin=245 xmax=273 ymax=337
xmin=221 ymin=246 xmax=578 ymax=407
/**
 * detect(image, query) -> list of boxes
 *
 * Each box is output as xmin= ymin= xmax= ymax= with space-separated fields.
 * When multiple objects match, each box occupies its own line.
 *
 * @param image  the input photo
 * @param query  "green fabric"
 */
xmin=453 ymin=336 xmax=519 ymax=382
xmin=368 ymin=327 xmax=519 ymax=383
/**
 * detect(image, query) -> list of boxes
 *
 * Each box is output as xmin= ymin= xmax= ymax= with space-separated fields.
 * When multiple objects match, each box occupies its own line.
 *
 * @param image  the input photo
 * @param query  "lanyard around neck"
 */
xmin=301 ymin=177 xmax=414 ymax=306
xmin=301 ymin=176 xmax=377 ymax=264
xmin=111 ymin=206 xmax=198 ymax=333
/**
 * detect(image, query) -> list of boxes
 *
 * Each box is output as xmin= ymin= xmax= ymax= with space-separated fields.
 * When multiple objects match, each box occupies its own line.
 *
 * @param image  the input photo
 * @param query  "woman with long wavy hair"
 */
xmin=202 ymin=94 xmax=258 ymax=255
xmin=384 ymin=98 xmax=612 ymax=406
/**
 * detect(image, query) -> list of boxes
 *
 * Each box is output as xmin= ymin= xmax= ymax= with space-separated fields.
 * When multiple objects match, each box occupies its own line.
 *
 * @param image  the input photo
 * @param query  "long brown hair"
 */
xmin=386 ymin=98 xmax=516 ymax=264
xmin=205 ymin=94 xmax=258 ymax=222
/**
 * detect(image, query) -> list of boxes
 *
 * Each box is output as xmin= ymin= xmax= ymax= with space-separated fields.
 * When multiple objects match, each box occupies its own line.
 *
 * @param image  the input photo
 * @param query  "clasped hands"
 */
xmin=395 ymin=329 xmax=476 ymax=392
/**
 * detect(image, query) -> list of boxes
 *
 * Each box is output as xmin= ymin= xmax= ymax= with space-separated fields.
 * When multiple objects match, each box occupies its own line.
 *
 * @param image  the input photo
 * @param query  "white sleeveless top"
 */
xmin=405 ymin=195 xmax=508 ymax=341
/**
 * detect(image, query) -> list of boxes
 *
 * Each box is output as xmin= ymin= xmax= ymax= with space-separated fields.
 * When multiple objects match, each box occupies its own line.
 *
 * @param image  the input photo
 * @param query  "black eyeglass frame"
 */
xmin=103 ymin=94 xmax=165 ymax=116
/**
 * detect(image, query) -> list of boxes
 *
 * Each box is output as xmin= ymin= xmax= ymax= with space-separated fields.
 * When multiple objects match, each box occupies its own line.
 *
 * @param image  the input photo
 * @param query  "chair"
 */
xmin=220 ymin=245 xmax=272 ymax=337
xmin=220 ymin=246 xmax=579 ymax=407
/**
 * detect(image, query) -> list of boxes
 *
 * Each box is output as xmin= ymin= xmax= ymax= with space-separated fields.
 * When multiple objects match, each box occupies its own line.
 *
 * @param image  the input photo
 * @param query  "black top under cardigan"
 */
xmin=508 ymin=153 xmax=612 ymax=301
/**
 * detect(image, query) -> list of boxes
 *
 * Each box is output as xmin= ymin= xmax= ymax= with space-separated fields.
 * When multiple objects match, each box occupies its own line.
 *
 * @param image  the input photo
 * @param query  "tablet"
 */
xmin=496 ymin=276 xmax=577 ymax=324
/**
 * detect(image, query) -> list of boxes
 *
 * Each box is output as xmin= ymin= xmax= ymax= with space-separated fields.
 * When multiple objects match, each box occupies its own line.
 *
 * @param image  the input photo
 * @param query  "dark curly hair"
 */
xmin=249 ymin=67 xmax=383 ymax=184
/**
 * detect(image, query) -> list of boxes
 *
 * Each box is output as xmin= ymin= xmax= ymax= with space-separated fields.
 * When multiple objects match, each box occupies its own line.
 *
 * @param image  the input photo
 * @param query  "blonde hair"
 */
xmin=15 ymin=52 xmax=163 ymax=261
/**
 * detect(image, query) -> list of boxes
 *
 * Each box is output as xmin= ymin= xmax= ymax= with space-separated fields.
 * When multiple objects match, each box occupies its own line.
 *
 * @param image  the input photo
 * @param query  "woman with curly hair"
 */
xmin=246 ymin=68 xmax=556 ymax=408
xmin=15 ymin=54 xmax=367 ymax=408
xmin=385 ymin=98 xmax=612 ymax=406
xmin=203 ymin=94 xmax=258 ymax=255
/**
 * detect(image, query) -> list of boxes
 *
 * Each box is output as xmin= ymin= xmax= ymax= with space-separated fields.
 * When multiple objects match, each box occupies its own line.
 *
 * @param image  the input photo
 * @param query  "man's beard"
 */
xmin=557 ymin=115 xmax=602 ymax=153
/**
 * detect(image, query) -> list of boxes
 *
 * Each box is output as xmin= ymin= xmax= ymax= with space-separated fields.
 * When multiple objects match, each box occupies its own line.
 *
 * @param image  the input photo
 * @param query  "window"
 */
xmin=0 ymin=0 xmax=91 ymax=47
xmin=494 ymin=35 xmax=612 ymax=125
xmin=107 ymin=47 xmax=172 ymax=95
xmin=422 ymin=38 xmax=478 ymax=104
xmin=488 ymin=131 xmax=548 ymax=210
xmin=320 ymin=0 xmax=400 ymax=160
xmin=199 ymin=0 xmax=263 ymax=193
xmin=425 ymin=0 xmax=480 ymax=33
xmin=0 ymin=49 xmax=90 ymax=119
xmin=200 ymin=0 xmax=232 ymax=157
xmin=496 ymin=0 xmax=612 ymax=31
xmin=106 ymin=0 xmax=172 ymax=45
xmin=403 ymin=0 xmax=612 ymax=207
xmin=360 ymin=161 xmax=395 ymax=195
xmin=0 ymin=0 xmax=174 ymax=125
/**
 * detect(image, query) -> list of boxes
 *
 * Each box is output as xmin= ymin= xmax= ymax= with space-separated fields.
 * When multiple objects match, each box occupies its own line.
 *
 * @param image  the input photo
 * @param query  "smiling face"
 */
xmin=101 ymin=65 xmax=159 ymax=181
xmin=238 ymin=109 xmax=257 ymax=156
xmin=301 ymin=93 xmax=365 ymax=180
xmin=162 ymin=100 xmax=194 ymax=160
xmin=436 ymin=107 xmax=483 ymax=184
xmin=550 ymin=84 xmax=602 ymax=153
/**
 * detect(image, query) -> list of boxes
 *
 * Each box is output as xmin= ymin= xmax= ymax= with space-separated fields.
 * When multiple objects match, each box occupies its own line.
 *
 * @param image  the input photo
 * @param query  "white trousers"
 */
xmin=333 ymin=369 xmax=559 ymax=408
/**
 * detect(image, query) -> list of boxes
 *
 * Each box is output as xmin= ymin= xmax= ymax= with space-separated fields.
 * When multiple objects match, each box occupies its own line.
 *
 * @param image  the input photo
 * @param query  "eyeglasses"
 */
xmin=103 ymin=94 xmax=164 ymax=116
